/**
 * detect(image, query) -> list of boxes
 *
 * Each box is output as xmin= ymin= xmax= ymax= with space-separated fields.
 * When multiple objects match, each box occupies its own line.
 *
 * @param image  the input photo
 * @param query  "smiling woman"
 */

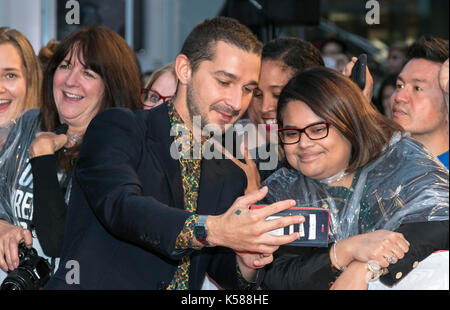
xmin=0 ymin=27 xmax=42 ymax=151
xmin=0 ymin=26 xmax=141 ymax=288
xmin=261 ymin=67 xmax=448 ymax=290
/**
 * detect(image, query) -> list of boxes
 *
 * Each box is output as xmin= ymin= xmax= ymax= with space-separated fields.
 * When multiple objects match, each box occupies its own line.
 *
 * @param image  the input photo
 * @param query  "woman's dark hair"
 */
xmin=374 ymin=74 xmax=397 ymax=115
xmin=38 ymin=39 xmax=60 ymax=71
xmin=262 ymin=37 xmax=324 ymax=75
xmin=41 ymin=26 xmax=141 ymax=171
xmin=277 ymin=67 xmax=404 ymax=173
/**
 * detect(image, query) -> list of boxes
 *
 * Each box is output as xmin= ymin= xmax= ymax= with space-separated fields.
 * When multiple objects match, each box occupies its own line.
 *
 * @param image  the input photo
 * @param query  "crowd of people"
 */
xmin=0 ymin=16 xmax=448 ymax=290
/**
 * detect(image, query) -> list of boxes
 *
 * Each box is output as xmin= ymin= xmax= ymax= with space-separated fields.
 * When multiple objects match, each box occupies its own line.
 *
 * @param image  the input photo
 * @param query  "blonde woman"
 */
xmin=0 ymin=27 xmax=42 ymax=150
xmin=141 ymin=62 xmax=177 ymax=109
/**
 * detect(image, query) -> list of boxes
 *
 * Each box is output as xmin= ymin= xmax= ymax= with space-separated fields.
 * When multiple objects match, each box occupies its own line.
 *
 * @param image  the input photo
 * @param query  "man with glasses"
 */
xmin=46 ymin=17 xmax=303 ymax=290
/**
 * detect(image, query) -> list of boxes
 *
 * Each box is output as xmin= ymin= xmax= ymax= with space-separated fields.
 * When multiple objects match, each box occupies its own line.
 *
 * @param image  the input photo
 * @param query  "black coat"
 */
xmin=262 ymin=220 xmax=449 ymax=289
xmin=45 ymin=103 xmax=248 ymax=289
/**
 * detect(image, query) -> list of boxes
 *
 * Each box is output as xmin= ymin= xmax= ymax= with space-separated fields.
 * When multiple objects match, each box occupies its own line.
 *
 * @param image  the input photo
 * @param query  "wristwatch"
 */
xmin=194 ymin=216 xmax=210 ymax=247
xmin=365 ymin=260 xmax=383 ymax=282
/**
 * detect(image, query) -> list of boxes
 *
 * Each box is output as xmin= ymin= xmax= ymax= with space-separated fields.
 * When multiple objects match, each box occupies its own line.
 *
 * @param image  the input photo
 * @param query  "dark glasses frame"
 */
xmin=278 ymin=121 xmax=332 ymax=145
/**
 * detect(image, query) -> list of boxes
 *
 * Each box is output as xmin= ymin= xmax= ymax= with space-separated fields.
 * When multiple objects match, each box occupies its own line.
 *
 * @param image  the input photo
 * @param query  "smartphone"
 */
xmin=251 ymin=205 xmax=330 ymax=247
xmin=350 ymin=53 xmax=367 ymax=90
xmin=53 ymin=123 xmax=68 ymax=135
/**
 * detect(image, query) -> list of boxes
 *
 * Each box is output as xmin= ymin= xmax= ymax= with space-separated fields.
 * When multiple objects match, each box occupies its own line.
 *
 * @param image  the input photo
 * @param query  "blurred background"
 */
xmin=1 ymin=0 xmax=448 ymax=84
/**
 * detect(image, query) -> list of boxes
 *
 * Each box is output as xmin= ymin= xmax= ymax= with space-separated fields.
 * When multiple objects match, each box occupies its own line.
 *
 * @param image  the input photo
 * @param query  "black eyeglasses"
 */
xmin=140 ymin=88 xmax=173 ymax=107
xmin=278 ymin=121 xmax=332 ymax=145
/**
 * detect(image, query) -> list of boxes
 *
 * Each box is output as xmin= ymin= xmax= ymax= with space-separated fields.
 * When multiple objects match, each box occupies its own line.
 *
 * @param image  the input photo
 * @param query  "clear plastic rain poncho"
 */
xmin=262 ymin=132 xmax=449 ymax=242
xmin=0 ymin=109 xmax=72 ymax=226
xmin=0 ymin=109 xmax=42 ymax=224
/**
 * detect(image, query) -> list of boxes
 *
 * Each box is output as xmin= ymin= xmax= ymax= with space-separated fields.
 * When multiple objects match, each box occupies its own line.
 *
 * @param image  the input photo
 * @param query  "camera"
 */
xmin=1 ymin=243 xmax=52 ymax=290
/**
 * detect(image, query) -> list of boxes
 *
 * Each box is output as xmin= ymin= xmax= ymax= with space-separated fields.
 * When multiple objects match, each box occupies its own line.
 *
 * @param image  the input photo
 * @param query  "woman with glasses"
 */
xmin=141 ymin=62 xmax=177 ymax=110
xmin=261 ymin=67 xmax=448 ymax=290
xmin=244 ymin=38 xmax=324 ymax=182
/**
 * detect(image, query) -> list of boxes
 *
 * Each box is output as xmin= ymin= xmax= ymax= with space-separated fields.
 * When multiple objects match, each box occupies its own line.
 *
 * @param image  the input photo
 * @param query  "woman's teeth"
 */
xmin=64 ymin=92 xmax=83 ymax=99
xmin=264 ymin=119 xmax=277 ymax=125
xmin=0 ymin=99 xmax=12 ymax=105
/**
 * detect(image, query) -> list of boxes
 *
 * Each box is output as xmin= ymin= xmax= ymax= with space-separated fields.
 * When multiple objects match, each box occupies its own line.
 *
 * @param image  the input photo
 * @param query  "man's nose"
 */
xmin=392 ymin=86 xmax=409 ymax=105
xmin=228 ymin=89 xmax=243 ymax=112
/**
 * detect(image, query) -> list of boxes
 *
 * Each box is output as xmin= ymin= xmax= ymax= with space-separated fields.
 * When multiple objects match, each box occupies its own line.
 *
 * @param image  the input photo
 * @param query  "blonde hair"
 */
xmin=0 ymin=27 xmax=42 ymax=112
xmin=144 ymin=62 xmax=177 ymax=90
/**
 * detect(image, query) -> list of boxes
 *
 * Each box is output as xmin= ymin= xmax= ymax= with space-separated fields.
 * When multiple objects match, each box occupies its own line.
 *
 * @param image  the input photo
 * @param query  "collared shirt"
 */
xmin=438 ymin=150 xmax=449 ymax=170
xmin=165 ymin=101 xmax=256 ymax=290
xmin=166 ymin=101 xmax=201 ymax=290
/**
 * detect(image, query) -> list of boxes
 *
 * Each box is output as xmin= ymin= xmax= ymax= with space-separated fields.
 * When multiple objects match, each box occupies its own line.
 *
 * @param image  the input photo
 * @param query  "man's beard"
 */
xmin=186 ymin=80 xmax=241 ymax=129
xmin=186 ymin=80 xmax=208 ymax=128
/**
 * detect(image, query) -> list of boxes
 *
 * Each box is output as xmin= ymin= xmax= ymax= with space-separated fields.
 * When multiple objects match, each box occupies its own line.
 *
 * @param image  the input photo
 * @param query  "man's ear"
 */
xmin=175 ymin=54 xmax=192 ymax=85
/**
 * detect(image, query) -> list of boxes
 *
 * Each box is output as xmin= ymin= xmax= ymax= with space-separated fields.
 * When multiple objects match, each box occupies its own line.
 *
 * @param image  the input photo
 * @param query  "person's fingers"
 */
xmin=263 ymin=214 xmax=305 ymax=233
xmin=54 ymin=134 xmax=69 ymax=150
xmin=243 ymin=146 xmax=258 ymax=170
xmin=228 ymin=152 xmax=246 ymax=170
xmin=213 ymin=139 xmax=246 ymax=170
xmin=254 ymin=244 xmax=281 ymax=254
xmin=394 ymin=237 xmax=410 ymax=254
xmin=242 ymin=145 xmax=250 ymax=163
xmin=22 ymin=230 xmax=33 ymax=248
xmin=256 ymin=199 xmax=296 ymax=218
xmin=390 ymin=247 xmax=404 ymax=261
xmin=253 ymin=254 xmax=274 ymax=268
xmin=234 ymin=186 xmax=268 ymax=209
xmin=263 ymin=232 xmax=301 ymax=247
xmin=0 ymin=242 xmax=8 ymax=272
xmin=8 ymin=237 xmax=19 ymax=269
xmin=34 ymin=132 xmax=46 ymax=138
xmin=343 ymin=57 xmax=358 ymax=76
xmin=3 ymin=237 xmax=14 ymax=271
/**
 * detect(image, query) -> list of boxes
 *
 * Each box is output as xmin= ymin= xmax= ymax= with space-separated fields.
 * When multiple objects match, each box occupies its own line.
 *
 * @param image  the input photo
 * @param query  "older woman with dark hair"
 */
xmin=261 ymin=67 xmax=448 ymax=290
xmin=0 ymin=26 xmax=141 ymax=285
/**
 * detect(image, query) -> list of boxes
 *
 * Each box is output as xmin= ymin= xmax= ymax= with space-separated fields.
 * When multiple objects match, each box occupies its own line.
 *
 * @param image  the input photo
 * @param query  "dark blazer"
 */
xmin=45 ymin=103 xmax=248 ymax=290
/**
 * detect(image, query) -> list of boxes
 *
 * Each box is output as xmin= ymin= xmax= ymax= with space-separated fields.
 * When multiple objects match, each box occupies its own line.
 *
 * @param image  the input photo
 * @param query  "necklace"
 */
xmin=319 ymin=170 xmax=348 ymax=185
xmin=67 ymin=134 xmax=82 ymax=145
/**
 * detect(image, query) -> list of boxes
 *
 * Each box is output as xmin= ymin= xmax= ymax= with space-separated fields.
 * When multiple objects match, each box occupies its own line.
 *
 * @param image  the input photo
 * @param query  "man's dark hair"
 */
xmin=262 ymin=37 xmax=324 ymax=75
xmin=180 ymin=16 xmax=262 ymax=72
xmin=407 ymin=35 xmax=449 ymax=64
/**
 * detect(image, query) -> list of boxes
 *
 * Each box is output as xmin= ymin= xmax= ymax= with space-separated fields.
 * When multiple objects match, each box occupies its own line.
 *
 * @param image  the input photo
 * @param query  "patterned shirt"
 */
xmin=166 ymin=101 xmax=201 ymax=290
xmin=165 ymin=101 xmax=255 ymax=290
